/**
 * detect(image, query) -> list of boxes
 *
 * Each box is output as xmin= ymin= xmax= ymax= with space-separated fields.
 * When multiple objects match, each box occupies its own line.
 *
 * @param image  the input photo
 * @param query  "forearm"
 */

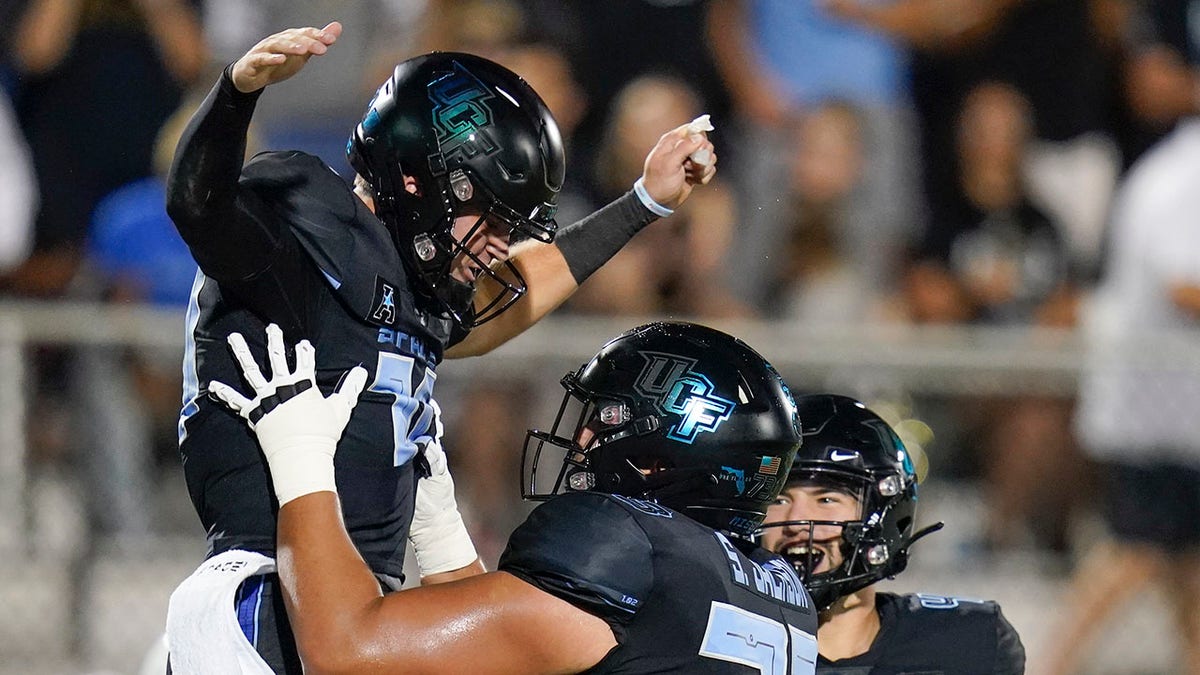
xmin=448 ymin=192 xmax=656 ymax=357
xmin=165 ymin=67 xmax=286 ymax=278
xmin=166 ymin=67 xmax=260 ymax=229
xmin=276 ymin=493 xmax=391 ymax=669
xmin=447 ymin=240 xmax=577 ymax=357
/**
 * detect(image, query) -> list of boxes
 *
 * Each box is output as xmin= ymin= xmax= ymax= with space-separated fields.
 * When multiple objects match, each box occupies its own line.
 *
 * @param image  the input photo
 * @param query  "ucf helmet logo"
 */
xmin=427 ymin=61 xmax=497 ymax=162
xmin=634 ymin=352 xmax=735 ymax=444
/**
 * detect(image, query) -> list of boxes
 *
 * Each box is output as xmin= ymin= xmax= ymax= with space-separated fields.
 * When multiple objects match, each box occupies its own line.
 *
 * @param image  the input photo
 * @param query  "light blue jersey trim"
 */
xmin=320 ymin=267 xmax=342 ymax=289
xmin=178 ymin=269 xmax=205 ymax=445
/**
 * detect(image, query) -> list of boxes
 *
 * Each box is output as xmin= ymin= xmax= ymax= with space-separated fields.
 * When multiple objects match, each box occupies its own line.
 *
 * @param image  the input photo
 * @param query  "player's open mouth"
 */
xmin=782 ymin=544 xmax=825 ymax=577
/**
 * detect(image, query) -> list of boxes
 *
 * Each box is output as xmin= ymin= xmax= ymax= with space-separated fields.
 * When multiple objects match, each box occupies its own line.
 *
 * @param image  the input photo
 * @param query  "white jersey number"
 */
xmin=369 ymin=352 xmax=438 ymax=466
xmin=698 ymin=601 xmax=817 ymax=674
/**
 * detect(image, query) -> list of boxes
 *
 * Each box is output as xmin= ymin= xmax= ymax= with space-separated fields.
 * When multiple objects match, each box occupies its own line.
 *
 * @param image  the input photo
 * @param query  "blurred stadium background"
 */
xmin=5 ymin=0 xmax=1200 ymax=673
xmin=2 ymin=306 xmax=1197 ymax=673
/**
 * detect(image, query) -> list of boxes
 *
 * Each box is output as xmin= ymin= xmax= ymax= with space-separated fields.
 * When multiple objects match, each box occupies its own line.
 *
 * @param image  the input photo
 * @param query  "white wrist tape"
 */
xmin=409 ymin=438 xmax=478 ymax=577
xmin=409 ymin=504 xmax=477 ymax=577
xmin=263 ymin=438 xmax=337 ymax=506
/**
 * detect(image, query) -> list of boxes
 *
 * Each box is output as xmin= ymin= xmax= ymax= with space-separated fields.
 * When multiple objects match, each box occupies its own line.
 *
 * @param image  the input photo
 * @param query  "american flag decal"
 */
xmin=758 ymin=456 xmax=782 ymax=475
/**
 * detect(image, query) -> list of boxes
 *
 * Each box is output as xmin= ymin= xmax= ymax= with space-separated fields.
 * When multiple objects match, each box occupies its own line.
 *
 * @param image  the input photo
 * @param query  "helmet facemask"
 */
xmin=522 ymin=371 xmax=665 ymax=501
xmin=758 ymin=471 xmax=909 ymax=610
xmin=369 ymin=164 xmax=557 ymax=329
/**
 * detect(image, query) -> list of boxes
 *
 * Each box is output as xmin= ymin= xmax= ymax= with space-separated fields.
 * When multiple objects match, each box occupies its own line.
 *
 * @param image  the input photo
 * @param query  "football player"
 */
xmin=205 ymin=321 xmax=817 ymax=674
xmin=163 ymin=21 xmax=715 ymax=672
xmin=758 ymin=395 xmax=1025 ymax=672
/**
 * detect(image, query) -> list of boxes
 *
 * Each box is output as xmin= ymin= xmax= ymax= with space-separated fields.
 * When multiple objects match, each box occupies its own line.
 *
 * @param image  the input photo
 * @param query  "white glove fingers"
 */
xmin=295 ymin=340 xmax=317 ymax=379
xmin=332 ymin=366 xmax=368 ymax=416
xmin=341 ymin=365 xmax=369 ymax=398
xmin=227 ymin=332 xmax=270 ymax=390
xmin=265 ymin=324 xmax=292 ymax=380
xmin=209 ymin=379 xmax=253 ymax=416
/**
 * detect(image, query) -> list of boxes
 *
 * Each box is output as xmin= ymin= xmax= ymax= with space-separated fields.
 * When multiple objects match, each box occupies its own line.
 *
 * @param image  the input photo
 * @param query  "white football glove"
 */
xmin=409 ymin=410 xmax=479 ymax=578
xmin=208 ymin=324 xmax=367 ymax=506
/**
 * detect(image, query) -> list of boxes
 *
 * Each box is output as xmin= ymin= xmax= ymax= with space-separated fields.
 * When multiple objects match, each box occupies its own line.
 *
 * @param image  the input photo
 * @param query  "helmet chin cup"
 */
xmin=413 ymin=234 xmax=437 ymax=262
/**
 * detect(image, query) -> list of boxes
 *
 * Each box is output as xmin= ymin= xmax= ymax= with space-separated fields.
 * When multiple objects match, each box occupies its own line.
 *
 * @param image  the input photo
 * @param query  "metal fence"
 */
xmin=2 ymin=300 xmax=1197 ymax=674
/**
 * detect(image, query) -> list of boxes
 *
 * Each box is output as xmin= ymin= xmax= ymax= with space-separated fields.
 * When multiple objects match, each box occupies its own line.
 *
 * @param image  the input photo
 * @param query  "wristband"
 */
xmin=633 ymin=177 xmax=674 ymax=217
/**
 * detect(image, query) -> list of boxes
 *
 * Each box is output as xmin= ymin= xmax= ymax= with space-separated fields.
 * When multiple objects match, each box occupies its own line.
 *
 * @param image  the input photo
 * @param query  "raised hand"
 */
xmin=230 ymin=21 xmax=342 ymax=94
xmin=209 ymin=323 xmax=367 ymax=504
xmin=638 ymin=121 xmax=718 ymax=211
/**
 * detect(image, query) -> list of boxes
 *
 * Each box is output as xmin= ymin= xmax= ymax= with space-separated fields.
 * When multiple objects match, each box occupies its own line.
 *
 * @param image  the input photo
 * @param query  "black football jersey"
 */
xmin=817 ymin=592 xmax=1025 ymax=675
xmin=499 ymin=491 xmax=819 ymax=674
xmin=177 ymin=150 xmax=463 ymax=582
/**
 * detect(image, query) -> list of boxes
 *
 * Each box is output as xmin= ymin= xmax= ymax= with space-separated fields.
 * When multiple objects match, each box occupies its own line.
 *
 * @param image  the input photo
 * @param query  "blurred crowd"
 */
xmin=2 ymin=0 xmax=1200 ymax=670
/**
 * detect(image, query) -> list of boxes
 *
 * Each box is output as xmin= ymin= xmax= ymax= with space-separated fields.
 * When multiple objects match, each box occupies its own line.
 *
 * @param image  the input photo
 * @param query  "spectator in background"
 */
xmin=1120 ymin=0 xmax=1200 ymax=154
xmin=1039 ymin=3 xmax=1200 ymax=671
xmin=89 ymin=99 xmax=215 ymax=309
xmin=709 ymin=0 xmax=921 ymax=312
xmin=568 ymin=74 xmax=745 ymax=318
xmin=2 ymin=0 xmax=206 ymax=549
xmin=828 ymin=0 xmax=1122 ymax=279
xmin=559 ymin=0 xmax=730 ymax=175
xmin=0 ymin=85 xmax=36 ymax=274
xmin=761 ymin=101 xmax=899 ymax=324
xmin=903 ymin=82 xmax=1084 ymax=554
xmin=8 ymin=0 xmax=206 ymax=296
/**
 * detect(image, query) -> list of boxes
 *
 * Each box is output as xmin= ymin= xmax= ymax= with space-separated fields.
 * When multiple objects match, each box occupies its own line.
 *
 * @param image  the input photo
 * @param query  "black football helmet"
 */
xmin=347 ymin=52 xmax=565 ymax=328
xmin=522 ymin=322 xmax=803 ymax=537
xmin=757 ymin=395 xmax=942 ymax=609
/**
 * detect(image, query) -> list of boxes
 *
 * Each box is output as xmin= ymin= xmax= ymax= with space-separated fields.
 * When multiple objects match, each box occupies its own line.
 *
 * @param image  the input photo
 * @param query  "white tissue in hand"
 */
xmin=687 ymin=114 xmax=715 ymax=134
xmin=687 ymin=114 xmax=714 ymax=165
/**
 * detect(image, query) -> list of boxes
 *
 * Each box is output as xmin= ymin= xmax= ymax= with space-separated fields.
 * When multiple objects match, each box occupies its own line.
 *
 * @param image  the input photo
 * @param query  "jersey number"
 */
xmin=699 ymin=602 xmax=817 ymax=674
xmin=370 ymin=352 xmax=438 ymax=466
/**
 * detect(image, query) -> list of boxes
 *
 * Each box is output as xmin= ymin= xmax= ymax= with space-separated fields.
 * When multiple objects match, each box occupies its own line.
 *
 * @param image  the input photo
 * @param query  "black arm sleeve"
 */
xmin=553 ymin=191 xmax=658 ymax=284
xmin=165 ymin=66 xmax=285 ymax=281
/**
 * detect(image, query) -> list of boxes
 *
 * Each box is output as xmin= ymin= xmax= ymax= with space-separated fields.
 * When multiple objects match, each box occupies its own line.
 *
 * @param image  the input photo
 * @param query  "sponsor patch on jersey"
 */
xmin=370 ymin=276 xmax=399 ymax=326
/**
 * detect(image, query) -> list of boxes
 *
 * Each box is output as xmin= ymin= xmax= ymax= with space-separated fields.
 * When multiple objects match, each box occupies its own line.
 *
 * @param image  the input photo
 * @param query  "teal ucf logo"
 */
xmin=634 ymin=352 xmax=734 ymax=444
xmin=427 ymin=61 xmax=497 ymax=162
